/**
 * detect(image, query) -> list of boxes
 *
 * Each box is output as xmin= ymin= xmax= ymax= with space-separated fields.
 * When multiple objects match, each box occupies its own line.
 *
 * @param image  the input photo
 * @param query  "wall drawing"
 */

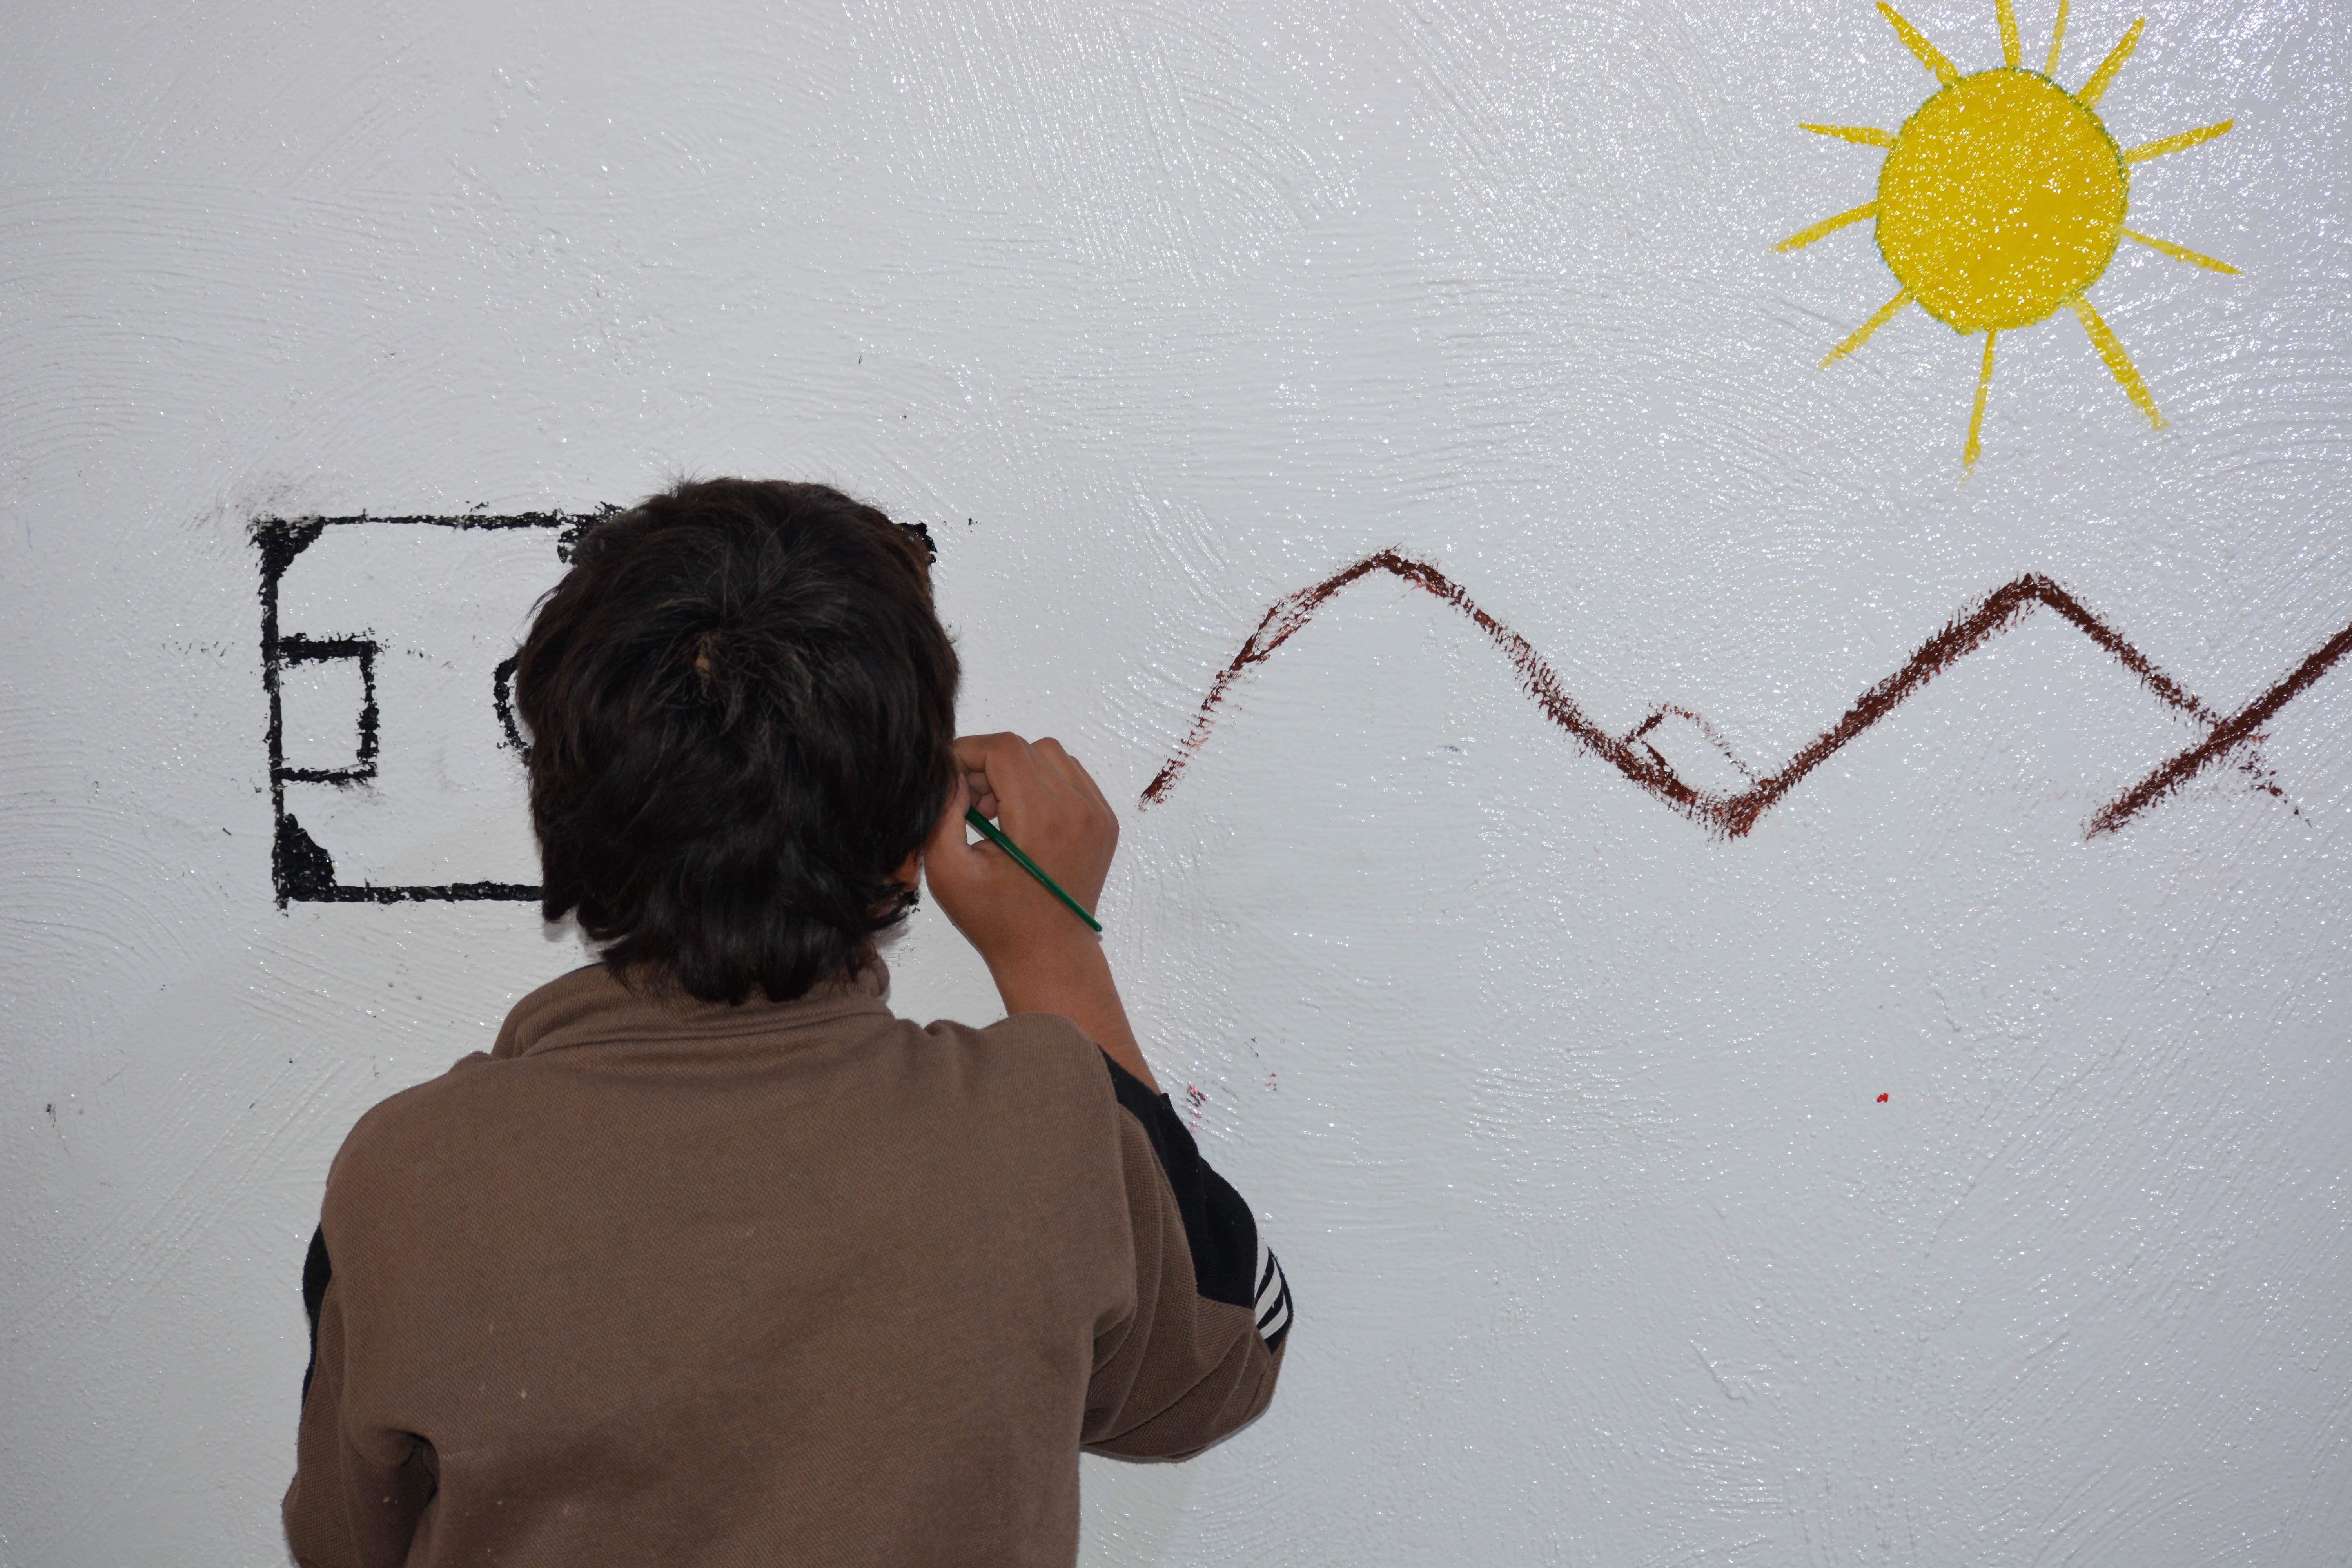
xmin=1780 ymin=1 xmax=2236 ymax=463
xmin=1142 ymin=552 xmax=2352 ymax=836
xmin=255 ymin=512 xmax=938 ymax=910
xmin=8 ymin=2 xmax=2348 ymax=1562
xmin=255 ymin=512 xmax=590 ymax=907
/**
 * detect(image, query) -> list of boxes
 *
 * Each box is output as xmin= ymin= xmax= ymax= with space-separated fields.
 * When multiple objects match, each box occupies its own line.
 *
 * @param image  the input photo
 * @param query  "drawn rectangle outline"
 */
xmin=254 ymin=511 xmax=599 ymax=907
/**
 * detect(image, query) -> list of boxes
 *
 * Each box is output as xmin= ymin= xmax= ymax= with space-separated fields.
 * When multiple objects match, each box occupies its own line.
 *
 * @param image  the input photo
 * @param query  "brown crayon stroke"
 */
xmin=1138 ymin=551 xmax=2352 ymax=839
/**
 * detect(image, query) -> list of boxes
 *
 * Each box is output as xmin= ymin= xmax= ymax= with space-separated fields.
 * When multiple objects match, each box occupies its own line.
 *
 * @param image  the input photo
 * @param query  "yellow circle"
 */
xmin=1876 ymin=68 xmax=2128 ymax=332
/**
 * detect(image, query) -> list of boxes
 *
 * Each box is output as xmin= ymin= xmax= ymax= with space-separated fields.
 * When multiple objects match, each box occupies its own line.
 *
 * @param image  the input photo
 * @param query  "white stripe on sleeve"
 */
xmin=1252 ymin=1236 xmax=1291 ymax=1344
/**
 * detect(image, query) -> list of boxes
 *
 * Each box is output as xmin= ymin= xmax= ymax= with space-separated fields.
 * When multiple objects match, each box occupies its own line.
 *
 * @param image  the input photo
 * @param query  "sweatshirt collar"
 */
xmin=492 ymin=959 xmax=893 ymax=1060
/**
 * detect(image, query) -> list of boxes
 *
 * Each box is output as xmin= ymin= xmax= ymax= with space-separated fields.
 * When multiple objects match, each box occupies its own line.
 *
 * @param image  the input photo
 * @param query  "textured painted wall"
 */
xmin=4 ymin=1 xmax=2348 ymax=1563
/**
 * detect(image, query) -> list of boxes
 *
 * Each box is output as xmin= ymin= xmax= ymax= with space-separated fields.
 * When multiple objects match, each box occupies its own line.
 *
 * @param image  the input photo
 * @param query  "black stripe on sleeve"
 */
xmin=1100 ymin=1052 xmax=1265 ymax=1311
xmin=301 ymin=1224 xmax=331 ymax=1405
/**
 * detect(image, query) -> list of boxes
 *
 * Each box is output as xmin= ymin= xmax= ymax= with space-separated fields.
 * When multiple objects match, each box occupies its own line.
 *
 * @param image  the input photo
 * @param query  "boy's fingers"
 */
xmin=973 ymin=734 xmax=1070 ymax=837
xmin=962 ymin=766 xmax=998 ymax=821
xmin=951 ymin=731 xmax=1114 ymax=840
xmin=954 ymin=732 xmax=1033 ymax=771
xmin=1028 ymin=737 xmax=1074 ymax=795
xmin=953 ymin=732 xmax=1042 ymax=820
xmin=1030 ymin=738 xmax=1112 ymax=830
xmin=1030 ymin=738 xmax=1099 ymax=813
xmin=1060 ymin=751 xmax=1114 ymax=822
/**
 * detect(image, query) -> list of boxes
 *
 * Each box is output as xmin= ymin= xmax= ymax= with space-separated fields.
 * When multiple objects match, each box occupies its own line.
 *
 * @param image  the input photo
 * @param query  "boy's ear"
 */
xmin=893 ymin=850 xmax=921 ymax=891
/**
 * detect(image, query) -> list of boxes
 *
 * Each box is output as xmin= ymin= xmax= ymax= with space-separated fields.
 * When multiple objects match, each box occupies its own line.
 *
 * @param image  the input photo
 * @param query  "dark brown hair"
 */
xmin=515 ymin=479 xmax=958 ymax=1003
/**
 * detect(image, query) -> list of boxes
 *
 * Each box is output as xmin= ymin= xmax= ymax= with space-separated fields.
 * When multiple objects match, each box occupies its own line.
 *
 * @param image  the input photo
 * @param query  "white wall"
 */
xmin=5 ymin=1 xmax=2349 ymax=1562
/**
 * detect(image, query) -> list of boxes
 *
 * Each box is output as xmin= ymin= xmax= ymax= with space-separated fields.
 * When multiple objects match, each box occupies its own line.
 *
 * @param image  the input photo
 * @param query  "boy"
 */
xmin=283 ymin=479 xmax=1290 ymax=1566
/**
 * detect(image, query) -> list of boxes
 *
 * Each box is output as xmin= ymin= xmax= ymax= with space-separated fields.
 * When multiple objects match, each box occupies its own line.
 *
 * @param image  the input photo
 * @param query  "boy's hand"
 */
xmin=924 ymin=733 xmax=1117 ymax=964
xmin=924 ymin=733 xmax=1155 ymax=1089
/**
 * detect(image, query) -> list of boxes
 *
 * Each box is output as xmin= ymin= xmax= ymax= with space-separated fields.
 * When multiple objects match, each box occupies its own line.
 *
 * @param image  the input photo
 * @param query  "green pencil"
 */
xmin=964 ymin=807 xmax=1102 ymax=932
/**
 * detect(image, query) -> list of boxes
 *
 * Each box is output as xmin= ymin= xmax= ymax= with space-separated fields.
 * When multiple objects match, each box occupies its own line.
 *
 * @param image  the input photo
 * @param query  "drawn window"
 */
xmin=277 ymin=641 xmax=377 ymax=782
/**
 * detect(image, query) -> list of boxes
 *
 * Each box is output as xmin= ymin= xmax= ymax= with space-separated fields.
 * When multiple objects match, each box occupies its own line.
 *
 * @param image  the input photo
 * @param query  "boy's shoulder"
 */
xmin=923 ymin=1006 xmax=1120 ymax=1101
xmin=326 ymin=960 xmax=602 ymax=1178
xmin=323 ymin=965 xmax=1125 ymax=1204
xmin=319 ymin=1044 xmax=499 ymax=1216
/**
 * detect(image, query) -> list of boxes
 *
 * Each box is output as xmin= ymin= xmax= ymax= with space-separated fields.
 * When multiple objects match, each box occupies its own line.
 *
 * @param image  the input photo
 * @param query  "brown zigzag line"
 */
xmin=1138 ymin=551 xmax=2352 ymax=839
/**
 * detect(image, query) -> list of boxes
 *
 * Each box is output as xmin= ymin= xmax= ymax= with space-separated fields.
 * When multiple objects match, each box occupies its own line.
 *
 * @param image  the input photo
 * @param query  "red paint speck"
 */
xmin=1876 ymin=1092 xmax=1889 ymax=1103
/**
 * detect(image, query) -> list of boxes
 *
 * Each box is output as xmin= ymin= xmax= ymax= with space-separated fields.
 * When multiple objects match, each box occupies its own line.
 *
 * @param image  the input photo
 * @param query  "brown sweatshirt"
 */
xmin=283 ymin=961 xmax=1289 ymax=1567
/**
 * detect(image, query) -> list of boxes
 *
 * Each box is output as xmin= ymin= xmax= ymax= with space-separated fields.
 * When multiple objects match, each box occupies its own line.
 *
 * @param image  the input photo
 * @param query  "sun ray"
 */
xmin=1998 ymin=0 xmax=2022 ymax=67
xmin=2045 ymin=0 xmax=2070 ymax=74
xmin=1776 ymin=201 xmax=1878 ymax=252
xmin=1877 ymin=2 xmax=1963 ymax=87
xmin=2077 ymin=17 xmax=2144 ymax=107
xmin=2121 ymin=227 xmax=2239 ymax=273
xmin=1820 ymin=289 xmax=1912 ymax=367
xmin=1965 ymin=331 xmax=1999 ymax=466
xmin=1800 ymin=122 xmax=1895 ymax=147
xmin=2071 ymin=295 xmax=2165 ymax=428
xmin=2124 ymin=119 xmax=2234 ymax=162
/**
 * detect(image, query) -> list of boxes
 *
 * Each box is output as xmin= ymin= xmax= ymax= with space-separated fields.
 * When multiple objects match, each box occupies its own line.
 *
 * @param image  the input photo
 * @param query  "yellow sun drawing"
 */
xmin=1781 ymin=0 xmax=2235 ymax=464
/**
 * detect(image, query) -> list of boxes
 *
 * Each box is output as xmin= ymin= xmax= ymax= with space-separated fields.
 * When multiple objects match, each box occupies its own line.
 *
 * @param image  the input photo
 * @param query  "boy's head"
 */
xmin=515 ymin=478 xmax=959 ymax=1004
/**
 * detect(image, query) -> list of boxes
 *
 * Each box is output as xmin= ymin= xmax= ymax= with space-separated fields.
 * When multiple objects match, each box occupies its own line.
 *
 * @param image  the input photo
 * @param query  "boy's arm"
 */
xmin=922 ymin=732 xmax=1156 ymax=1089
xmin=283 ymin=1225 xmax=434 ymax=1568
xmin=1082 ymin=1050 xmax=1290 ymax=1458
xmin=925 ymin=733 xmax=1288 ymax=1455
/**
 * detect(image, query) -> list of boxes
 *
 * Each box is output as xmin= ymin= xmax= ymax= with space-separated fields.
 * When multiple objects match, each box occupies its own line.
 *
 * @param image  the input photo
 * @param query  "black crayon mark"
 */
xmin=254 ymin=511 xmax=601 ymax=907
xmin=1141 ymin=551 xmax=2350 ymax=840
xmin=274 ymin=635 xmax=380 ymax=784
xmin=492 ymin=653 xmax=528 ymax=758
xmin=256 ymin=506 xmax=937 ymax=908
